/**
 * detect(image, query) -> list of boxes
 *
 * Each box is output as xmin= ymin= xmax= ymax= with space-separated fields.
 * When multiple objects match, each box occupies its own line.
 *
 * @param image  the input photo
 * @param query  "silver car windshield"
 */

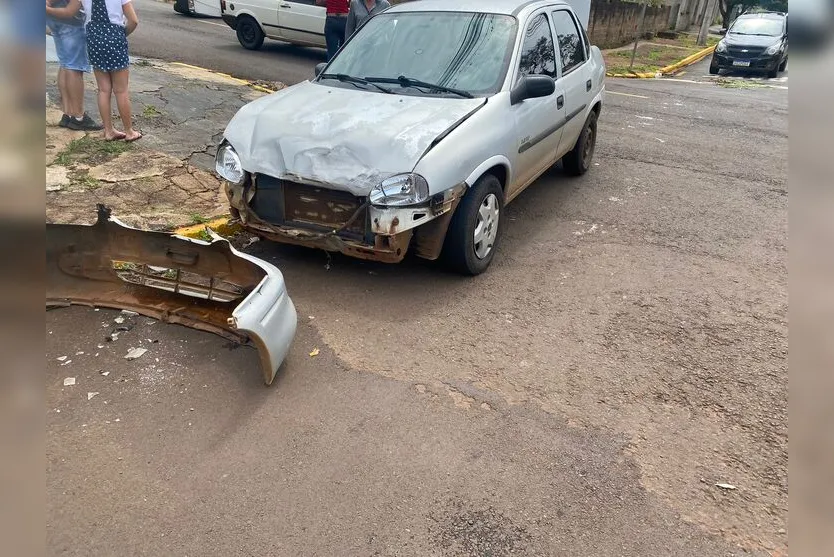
xmin=322 ymin=12 xmax=518 ymax=97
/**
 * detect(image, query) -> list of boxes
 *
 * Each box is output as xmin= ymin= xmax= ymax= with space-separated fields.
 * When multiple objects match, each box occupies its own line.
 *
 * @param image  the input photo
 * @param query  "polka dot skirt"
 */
xmin=86 ymin=0 xmax=129 ymax=71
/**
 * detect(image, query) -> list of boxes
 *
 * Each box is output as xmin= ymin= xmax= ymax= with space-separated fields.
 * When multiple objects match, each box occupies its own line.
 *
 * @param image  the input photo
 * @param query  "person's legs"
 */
xmin=334 ymin=17 xmax=347 ymax=54
xmin=59 ymin=25 xmax=101 ymax=129
xmin=111 ymin=69 xmax=140 ymax=141
xmin=94 ymin=70 xmax=124 ymax=140
xmin=324 ymin=16 xmax=340 ymax=61
xmin=57 ymin=67 xmax=68 ymax=115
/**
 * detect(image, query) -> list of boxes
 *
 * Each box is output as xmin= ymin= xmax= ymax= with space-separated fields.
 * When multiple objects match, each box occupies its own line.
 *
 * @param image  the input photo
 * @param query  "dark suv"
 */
xmin=710 ymin=12 xmax=788 ymax=78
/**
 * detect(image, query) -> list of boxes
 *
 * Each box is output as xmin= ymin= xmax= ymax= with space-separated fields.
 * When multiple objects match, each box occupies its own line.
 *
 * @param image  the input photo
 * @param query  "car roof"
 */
xmin=386 ymin=0 xmax=570 ymax=17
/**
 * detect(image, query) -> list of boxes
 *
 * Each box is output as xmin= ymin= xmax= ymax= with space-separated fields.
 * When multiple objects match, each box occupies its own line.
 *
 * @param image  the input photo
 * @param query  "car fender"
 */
xmin=464 ymin=155 xmax=512 ymax=190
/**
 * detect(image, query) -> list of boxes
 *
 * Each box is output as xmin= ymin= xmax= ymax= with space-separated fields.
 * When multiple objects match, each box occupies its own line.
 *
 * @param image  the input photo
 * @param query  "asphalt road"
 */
xmin=130 ymin=0 xmax=326 ymax=84
xmin=48 ymin=19 xmax=788 ymax=557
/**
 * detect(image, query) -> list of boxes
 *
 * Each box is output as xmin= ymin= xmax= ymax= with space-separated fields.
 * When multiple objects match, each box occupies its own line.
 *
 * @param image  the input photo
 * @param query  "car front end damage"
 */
xmin=46 ymin=205 xmax=297 ymax=385
xmin=221 ymin=158 xmax=468 ymax=264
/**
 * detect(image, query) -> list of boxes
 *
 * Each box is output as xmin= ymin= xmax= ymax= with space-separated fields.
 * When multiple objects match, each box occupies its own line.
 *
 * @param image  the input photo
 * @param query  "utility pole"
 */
xmin=697 ymin=0 xmax=719 ymax=46
xmin=630 ymin=0 xmax=649 ymax=69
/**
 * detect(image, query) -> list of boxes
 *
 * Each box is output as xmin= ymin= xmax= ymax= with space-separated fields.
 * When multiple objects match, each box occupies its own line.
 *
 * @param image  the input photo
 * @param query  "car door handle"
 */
xmin=586 ymin=79 xmax=592 ymax=92
xmin=280 ymin=3 xmax=291 ymax=7
xmin=557 ymin=95 xmax=564 ymax=109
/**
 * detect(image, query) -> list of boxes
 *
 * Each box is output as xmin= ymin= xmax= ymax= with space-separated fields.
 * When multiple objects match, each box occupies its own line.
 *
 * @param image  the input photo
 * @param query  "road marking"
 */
xmin=607 ymin=90 xmax=650 ymax=99
xmin=196 ymin=19 xmax=228 ymax=28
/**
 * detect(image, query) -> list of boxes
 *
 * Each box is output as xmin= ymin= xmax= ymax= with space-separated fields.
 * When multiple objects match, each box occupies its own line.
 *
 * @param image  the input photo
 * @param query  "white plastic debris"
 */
xmin=63 ymin=377 xmax=76 ymax=386
xmin=715 ymin=483 xmax=737 ymax=490
xmin=75 ymin=351 xmax=84 ymax=355
xmin=121 ymin=310 xmax=139 ymax=316
xmin=56 ymin=356 xmax=68 ymax=362
xmin=124 ymin=347 xmax=148 ymax=360
xmin=100 ymin=371 xmax=110 ymax=377
xmin=114 ymin=316 xmax=125 ymax=324
xmin=87 ymin=392 xmax=99 ymax=400
xmin=60 ymin=360 xmax=72 ymax=366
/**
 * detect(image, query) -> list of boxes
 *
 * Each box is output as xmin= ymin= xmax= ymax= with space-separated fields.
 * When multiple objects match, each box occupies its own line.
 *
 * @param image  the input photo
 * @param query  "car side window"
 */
xmin=517 ymin=13 xmax=557 ymax=80
xmin=551 ymin=10 xmax=586 ymax=75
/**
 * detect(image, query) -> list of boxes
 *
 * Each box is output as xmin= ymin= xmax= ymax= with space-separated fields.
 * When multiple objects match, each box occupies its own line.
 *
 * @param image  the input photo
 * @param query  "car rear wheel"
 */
xmin=562 ymin=110 xmax=598 ymax=177
xmin=236 ymin=16 xmax=265 ymax=50
xmin=441 ymin=174 xmax=504 ymax=275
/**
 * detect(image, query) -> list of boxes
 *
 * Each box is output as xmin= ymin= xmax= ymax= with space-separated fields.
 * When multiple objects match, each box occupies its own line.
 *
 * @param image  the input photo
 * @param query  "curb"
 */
xmin=173 ymin=217 xmax=238 ymax=238
xmin=606 ymin=44 xmax=716 ymax=79
xmin=168 ymin=62 xmax=278 ymax=94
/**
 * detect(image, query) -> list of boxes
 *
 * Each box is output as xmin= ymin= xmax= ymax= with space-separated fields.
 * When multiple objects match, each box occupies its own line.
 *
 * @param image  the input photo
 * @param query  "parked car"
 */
xmin=220 ymin=0 xmax=326 ymax=50
xmin=174 ymin=0 xmax=222 ymax=18
xmin=710 ymin=12 xmax=788 ymax=78
xmin=215 ymin=0 xmax=605 ymax=275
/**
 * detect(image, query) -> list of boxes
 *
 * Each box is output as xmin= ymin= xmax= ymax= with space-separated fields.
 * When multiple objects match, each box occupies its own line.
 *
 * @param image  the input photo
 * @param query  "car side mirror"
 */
xmin=314 ymin=62 xmax=327 ymax=77
xmin=510 ymin=75 xmax=556 ymax=105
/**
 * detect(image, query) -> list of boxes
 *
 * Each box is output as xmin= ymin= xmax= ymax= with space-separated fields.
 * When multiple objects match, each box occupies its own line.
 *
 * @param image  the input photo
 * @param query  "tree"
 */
xmin=718 ymin=0 xmax=788 ymax=29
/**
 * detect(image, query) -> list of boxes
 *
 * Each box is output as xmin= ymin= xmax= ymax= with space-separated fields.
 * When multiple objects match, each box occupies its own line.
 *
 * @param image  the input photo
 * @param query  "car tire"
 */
xmin=236 ymin=16 xmax=265 ymax=50
xmin=767 ymin=64 xmax=779 ymax=78
xmin=441 ymin=174 xmax=504 ymax=276
xmin=708 ymin=58 xmax=719 ymax=75
xmin=779 ymin=57 xmax=788 ymax=71
xmin=562 ymin=110 xmax=598 ymax=177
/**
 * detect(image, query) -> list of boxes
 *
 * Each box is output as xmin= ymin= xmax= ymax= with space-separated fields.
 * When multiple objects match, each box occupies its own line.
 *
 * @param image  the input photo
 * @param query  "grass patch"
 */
xmin=142 ymin=105 xmax=163 ymax=118
xmin=192 ymin=229 xmax=213 ymax=242
xmin=71 ymin=173 xmax=101 ymax=189
xmin=188 ymin=213 xmax=211 ymax=225
xmin=604 ymin=39 xmax=712 ymax=75
xmin=52 ymin=134 xmax=132 ymax=167
xmin=607 ymin=63 xmax=658 ymax=75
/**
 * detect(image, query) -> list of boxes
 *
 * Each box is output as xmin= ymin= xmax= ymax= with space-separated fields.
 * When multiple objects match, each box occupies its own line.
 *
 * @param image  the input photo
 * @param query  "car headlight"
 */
xmin=766 ymin=43 xmax=782 ymax=55
xmin=369 ymin=173 xmax=429 ymax=206
xmin=216 ymin=142 xmax=246 ymax=185
xmin=715 ymin=40 xmax=727 ymax=53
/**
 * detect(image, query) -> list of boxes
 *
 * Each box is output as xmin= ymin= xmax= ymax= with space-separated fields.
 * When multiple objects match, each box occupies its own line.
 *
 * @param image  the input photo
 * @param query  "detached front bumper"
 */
xmin=226 ymin=177 xmax=466 ymax=263
xmin=46 ymin=205 xmax=297 ymax=385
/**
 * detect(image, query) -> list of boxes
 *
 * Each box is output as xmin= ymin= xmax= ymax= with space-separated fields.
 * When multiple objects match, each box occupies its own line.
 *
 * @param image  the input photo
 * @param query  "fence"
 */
xmin=587 ymin=1 xmax=674 ymax=49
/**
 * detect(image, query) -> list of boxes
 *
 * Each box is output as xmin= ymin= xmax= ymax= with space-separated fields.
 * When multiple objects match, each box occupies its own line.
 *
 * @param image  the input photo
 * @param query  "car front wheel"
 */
xmin=442 ymin=174 xmax=504 ymax=275
xmin=236 ymin=16 xmax=265 ymax=50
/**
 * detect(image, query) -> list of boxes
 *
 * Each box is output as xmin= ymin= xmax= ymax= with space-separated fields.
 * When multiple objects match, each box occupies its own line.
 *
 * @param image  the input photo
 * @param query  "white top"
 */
xmin=82 ymin=0 xmax=132 ymax=27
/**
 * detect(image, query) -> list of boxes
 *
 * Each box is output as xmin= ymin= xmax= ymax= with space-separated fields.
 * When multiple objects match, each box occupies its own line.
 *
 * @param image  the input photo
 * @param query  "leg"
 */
xmin=57 ymin=67 xmax=68 ymax=114
xmin=64 ymin=69 xmax=85 ymax=119
xmin=335 ymin=17 xmax=347 ymax=53
xmin=324 ymin=17 xmax=339 ymax=61
xmin=94 ymin=70 xmax=123 ymax=140
xmin=111 ymin=69 xmax=140 ymax=141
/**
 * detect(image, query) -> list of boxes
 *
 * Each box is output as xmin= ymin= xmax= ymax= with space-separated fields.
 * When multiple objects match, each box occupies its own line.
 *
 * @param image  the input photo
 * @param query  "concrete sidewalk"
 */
xmin=45 ymin=53 xmax=275 ymax=230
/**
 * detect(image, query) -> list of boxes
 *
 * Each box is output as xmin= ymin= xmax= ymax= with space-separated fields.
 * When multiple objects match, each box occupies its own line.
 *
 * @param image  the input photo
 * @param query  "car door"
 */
xmin=550 ymin=8 xmax=592 ymax=159
xmin=508 ymin=11 xmax=566 ymax=200
xmin=276 ymin=0 xmax=326 ymax=47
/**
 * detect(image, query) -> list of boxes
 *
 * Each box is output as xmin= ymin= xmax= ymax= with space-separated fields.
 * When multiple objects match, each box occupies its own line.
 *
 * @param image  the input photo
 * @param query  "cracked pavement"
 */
xmin=45 ymin=60 xmax=265 ymax=229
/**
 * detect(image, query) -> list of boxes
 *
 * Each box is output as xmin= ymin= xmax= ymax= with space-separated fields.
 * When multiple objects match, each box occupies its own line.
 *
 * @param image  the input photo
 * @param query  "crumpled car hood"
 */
xmin=223 ymin=81 xmax=486 ymax=196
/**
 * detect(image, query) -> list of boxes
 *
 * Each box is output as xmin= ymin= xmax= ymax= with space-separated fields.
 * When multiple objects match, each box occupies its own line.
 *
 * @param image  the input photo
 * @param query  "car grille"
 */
xmin=250 ymin=174 xmax=368 ymax=239
xmin=726 ymin=46 xmax=766 ymax=58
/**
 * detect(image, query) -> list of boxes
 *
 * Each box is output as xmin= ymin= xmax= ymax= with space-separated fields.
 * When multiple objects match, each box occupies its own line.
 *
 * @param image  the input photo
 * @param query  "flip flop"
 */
xmin=124 ymin=131 xmax=143 ymax=142
xmin=104 ymin=132 xmax=126 ymax=141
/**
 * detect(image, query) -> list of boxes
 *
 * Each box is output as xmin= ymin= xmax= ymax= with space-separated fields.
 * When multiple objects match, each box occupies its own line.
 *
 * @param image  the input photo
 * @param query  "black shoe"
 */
xmin=65 ymin=116 xmax=85 ymax=130
xmin=58 ymin=114 xmax=70 ymax=128
xmin=80 ymin=113 xmax=104 ymax=131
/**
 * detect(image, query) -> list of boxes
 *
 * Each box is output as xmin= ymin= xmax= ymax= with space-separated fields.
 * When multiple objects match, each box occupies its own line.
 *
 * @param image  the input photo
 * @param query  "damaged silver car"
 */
xmin=217 ymin=0 xmax=605 ymax=274
xmin=46 ymin=205 xmax=297 ymax=385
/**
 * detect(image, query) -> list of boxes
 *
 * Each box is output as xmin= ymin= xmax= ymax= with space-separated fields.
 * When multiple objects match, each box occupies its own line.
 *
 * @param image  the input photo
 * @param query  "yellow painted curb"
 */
xmin=605 ymin=44 xmax=717 ymax=79
xmin=659 ymin=44 xmax=716 ymax=75
xmin=169 ymin=62 xmax=280 ymax=94
xmin=173 ymin=217 xmax=240 ymax=239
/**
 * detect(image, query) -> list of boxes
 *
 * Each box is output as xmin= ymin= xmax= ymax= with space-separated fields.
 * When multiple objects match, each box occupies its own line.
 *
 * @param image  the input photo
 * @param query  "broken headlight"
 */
xmin=216 ymin=142 xmax=246 ymax=186
xmin=369 ymin=173 xmax=429 ymax=207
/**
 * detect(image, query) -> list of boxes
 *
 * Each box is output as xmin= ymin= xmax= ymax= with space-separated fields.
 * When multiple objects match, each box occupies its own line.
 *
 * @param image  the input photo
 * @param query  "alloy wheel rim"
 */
xmin=473 ymin=193 xmax=499 ymax=259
